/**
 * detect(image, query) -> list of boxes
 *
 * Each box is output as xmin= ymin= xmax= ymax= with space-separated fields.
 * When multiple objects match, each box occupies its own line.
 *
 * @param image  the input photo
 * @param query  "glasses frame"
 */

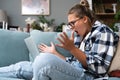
xmin=67 ymin=18 xmax=82 ymax=29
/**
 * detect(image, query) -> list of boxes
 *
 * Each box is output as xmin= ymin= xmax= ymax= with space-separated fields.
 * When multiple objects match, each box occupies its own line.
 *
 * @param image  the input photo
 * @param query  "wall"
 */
xmin=0 ymin=0 xmax=80 ymax=27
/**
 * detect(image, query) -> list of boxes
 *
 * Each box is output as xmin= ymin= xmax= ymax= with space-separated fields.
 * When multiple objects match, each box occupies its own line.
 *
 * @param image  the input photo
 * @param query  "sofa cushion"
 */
xmin=108 ymin=40 xmax=120 ymax=72
xmin=0 ymin=29 xmax=30 ymax=67
xmin=0 ymin=77 xmax=25 ymax=80
xmin=109 ymin=70 xmax=120 ymax=77
xmin=108 ymin=77 xmax=120 ymax=80
xmin=26 ymin=30 xmax=72 ymax=61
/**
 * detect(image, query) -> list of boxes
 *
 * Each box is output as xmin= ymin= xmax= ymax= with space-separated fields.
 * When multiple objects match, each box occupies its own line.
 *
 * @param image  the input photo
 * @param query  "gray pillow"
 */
xmin=30 ymin=30 xmax=72 ymax=57
xmin=25 ymin=30 xmax=72 ymax=61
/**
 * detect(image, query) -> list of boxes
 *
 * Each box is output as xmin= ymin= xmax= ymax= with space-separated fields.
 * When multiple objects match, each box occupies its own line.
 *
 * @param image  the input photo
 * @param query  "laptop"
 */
xmin=24 ymin=36 xmax=40 ymax=61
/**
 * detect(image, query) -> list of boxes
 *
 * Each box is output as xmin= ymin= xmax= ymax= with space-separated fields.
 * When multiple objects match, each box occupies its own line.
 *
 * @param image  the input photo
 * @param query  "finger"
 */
xmin=50 ymin=42 xmax=54 ymax=47
xmin=63 ymin=32 xmax=68 ymax=39
xmin=38 ymin=47 xmax=43 ymax=52
xmin=57 ymin=37 xmax=64 ymax=44
xmin=39 ymin=46 xmax=45 ymax=50
xmin=40 ymin=49 xmax=45 ymax=53
xmin=60 ymin=33 xmax=66 ymax=40
xmin=40 ymin=43 xmax=47 ymax=47
xmin=38 ymin=45 xmax=43 ymax=49
xmin=59 ymin=32 xmax=68 ymax=40
xmin=39 ymin=48 xmax=43 ymax=52
xmin=38 ymin=45 xmax=44 ymax=50
xmin=55 ymin=43 xmax=63 ymax=48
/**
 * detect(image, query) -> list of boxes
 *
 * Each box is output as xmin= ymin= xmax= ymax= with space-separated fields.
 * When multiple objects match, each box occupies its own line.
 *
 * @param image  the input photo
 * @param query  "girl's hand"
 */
xmin=38 ymin=42 xmax=57 ymax=54
xmin=56 ymin=31 xmax=75 ymax=51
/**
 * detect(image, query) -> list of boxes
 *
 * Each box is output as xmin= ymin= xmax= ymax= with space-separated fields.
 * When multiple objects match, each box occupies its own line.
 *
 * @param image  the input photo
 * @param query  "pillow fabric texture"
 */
xmin=109 ymin=70 xmax=120 ymax=77
xmin=108 ymin=40 xmax=120 ymax=72
xmin=25 ymin=30 xmax=72 ymax=61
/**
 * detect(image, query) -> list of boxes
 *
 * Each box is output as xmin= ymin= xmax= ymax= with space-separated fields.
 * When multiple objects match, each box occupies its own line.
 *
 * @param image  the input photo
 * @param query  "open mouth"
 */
xmin=75 ymin=31 xmax=78 ymax=34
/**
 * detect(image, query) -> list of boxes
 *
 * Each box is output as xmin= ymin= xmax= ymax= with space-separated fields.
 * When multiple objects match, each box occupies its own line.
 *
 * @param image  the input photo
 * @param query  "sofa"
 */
xmin=0 ymin=29 xmax=119 ymax=80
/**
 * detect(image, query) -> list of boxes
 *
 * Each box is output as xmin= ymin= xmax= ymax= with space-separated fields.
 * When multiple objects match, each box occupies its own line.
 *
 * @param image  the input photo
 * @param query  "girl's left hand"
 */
xmin=38 ymin=42 xmax=57 ymax=54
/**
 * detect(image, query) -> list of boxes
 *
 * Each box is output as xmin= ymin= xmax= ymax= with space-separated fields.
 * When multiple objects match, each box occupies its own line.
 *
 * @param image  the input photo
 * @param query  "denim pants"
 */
xmin=0 ymin=53 xmax=94 ymax=80
xmin=0 ymin=61 xmax=33 ymax=80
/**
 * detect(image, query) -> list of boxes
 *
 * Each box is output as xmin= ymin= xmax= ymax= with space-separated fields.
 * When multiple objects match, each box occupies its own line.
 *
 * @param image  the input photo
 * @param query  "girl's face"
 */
xmin=68 ymin=13 xmax=91 ymax=38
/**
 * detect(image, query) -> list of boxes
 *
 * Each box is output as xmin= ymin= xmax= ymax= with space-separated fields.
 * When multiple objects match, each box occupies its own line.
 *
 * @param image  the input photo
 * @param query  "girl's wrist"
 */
xmin=70 ymin=47 xmax=77 ymax=54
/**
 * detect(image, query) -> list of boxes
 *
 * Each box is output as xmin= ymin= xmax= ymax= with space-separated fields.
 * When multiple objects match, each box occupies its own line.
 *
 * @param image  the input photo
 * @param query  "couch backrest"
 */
xmin=0 ymin=29 xmax=30 ymax=67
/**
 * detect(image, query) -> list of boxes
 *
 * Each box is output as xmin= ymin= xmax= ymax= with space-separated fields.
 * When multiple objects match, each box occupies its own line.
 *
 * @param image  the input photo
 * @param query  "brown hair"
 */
xmin=68 ymin=4 xmax=96 ymax=23
xmin=80 ymin=0 xmax=89 ymax=9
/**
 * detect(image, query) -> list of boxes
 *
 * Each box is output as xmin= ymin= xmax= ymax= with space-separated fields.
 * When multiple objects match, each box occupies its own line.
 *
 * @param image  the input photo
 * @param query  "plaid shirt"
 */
xmin=66 ymin=20 xmax=119 ymax=78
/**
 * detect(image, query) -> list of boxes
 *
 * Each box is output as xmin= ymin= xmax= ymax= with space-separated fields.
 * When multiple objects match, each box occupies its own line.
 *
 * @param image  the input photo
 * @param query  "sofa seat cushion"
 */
xmin=0 ymin=29 xmax=30 ymax=67
xmin=0 ymin=77 xmax=25 ymax=80
xmin=108 ymin=77 xmax=120 ymax=80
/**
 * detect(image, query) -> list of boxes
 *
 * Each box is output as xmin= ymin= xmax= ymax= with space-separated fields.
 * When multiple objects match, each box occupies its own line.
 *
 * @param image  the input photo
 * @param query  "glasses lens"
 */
xmin=67 ymin=25 xmax=72 ymax=29
xmin=67 ymin=22 xmax=72 ymax=26
xmin=67 ymin=22 xmax=73 ymax=28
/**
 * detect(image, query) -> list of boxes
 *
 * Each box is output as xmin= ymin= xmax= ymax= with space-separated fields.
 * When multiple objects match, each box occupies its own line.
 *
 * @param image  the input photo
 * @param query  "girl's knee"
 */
xmin=33 ymin=53 xmax=58 ymax=65
xmin=32 ymin=53 xmax=62 ymax=71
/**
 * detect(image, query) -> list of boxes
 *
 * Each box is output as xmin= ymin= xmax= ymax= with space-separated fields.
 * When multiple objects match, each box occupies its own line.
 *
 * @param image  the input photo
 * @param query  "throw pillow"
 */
xmin=109 ymin=70 xmax=120 ymax=77
xmin=108 ymin=40 xmax=120 ymax=72
xmin=30 ymin=30 xmax=71 ymax=58
xmin=25 ymin=30 xmax=72 ymax=61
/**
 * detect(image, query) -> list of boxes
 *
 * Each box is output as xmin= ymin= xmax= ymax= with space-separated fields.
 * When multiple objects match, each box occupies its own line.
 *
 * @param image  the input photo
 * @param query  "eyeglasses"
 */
xmin=67 ymin=18 xmax=81 ymax=29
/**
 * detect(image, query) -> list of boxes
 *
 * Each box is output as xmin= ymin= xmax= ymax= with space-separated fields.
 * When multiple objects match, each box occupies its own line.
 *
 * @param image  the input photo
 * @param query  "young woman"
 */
xmin=32 ymin=4 xmax=119 ymax=80
xmin=0 ymin=4 xmax=119 ymax=80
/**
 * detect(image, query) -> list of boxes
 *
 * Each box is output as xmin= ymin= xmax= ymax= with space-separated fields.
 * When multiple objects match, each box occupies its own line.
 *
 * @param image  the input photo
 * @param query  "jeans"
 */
xmin=32 ymin=53 xmax=94 ymax=80
xmin=0 ymin=61 xmax=33 ymax=80
xmin=0 ymin=53 xmax=94 ymax=80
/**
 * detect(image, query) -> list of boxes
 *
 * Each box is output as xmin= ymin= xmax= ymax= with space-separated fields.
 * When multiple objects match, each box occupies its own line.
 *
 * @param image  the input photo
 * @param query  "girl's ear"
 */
xmin=83 ymin=16 xmax=88 ymax=23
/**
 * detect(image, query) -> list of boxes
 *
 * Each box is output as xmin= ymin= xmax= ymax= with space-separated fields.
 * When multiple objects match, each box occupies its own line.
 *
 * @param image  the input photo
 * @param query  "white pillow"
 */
xmin=24 ymin=36 xmax=40 ymax=62
xmin=108 ymin=40 xmax=120 ymax=72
